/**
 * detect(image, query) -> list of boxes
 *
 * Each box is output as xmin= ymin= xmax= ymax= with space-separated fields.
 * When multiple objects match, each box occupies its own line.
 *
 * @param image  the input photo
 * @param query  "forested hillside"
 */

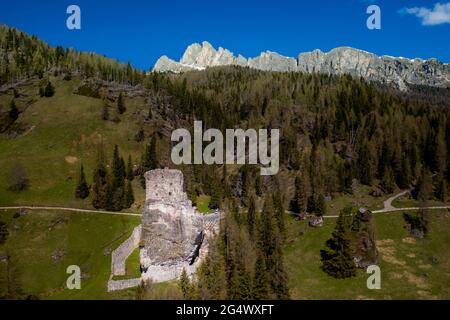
xmin=0 ymin=25 xmax=449 ymax=299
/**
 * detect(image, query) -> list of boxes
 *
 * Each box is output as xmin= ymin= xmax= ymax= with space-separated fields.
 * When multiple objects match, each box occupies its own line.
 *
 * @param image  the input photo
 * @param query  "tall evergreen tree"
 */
xmin=92 ymin=145 xmax=108 ymax=209
xmin=75 ymin=164 xmax=89 ymax=199
xmin=117 ymin=92 xmax=126 ymax=114
xmin=178 ymin=268 xmax=191 ymax=299
xmin=291 ymin=174 xmax=307 ymax=214
xmin=142 ymin=135 xmax=159 ymax=171
xmin=315 ymin=192 xmax=327 ymax=217
xmin=124 ymin=180 xmax=135 ymax=208
xmin=252 ymin=251 xmax=270 ymax=300
xmin=320 ymin=206 xmax=356 ymax=279
xmin=415 ymin=168 xmax=433 ymax=203
xmin=8 ymin=99 xmax=18 ymax=121
xmin=382 ymin=166 xmax=396 ymax=194
xmin=44 ymin=80 xmax=55 ymax=97
xmin=246 ymin=195 xmax=256 ymax=240
xmin=126 ymin=155 xmax=134 ymax=181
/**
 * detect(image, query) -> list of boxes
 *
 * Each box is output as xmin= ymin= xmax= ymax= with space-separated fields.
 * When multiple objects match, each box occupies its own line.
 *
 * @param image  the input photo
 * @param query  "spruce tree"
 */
xmin=209 ymin=176 xmax=222 ymax=210
xmin=142 ymin=135 xmax=159 ymax=171
xmin=75 ymin=164 xmax=89 ymax=199
xmin=246 ymin=195 xmax=256 ymax=240
xmin=92 ymin=146 xmax=108 ymax=209
xmin=179 ymin=268 xmax=191 ymax=299
xmin=0 ymin=219 xmax=9 ymax=244
xmin=44 ymin=81 xmax=55 ymax=97
xmin=315 ymin=193 xmax=326 ymax=216
xmin=320 ymin=207 xmax=356 ymax=279
xmin=273 ymin=191 xmax=286 ymax=241
xmin=112 ymin=145 xmax=125 ymax=189
xmin=124 ymin=180 xmax=135 ymax=208
xmin=415 ymin=168 xmax=433 ymax=202
xmin=269 ymin=244 xmax=290 ymax=299
xmin=292 ymin=174 xmax=307 ymax=213
xmin=126 ymin=155 xmax=134 ymax=181
xmin=102 ymin=102 xmax=110 ymax=121
xmin=252 ymin=251 xmax=270 ymax=299
xmin=8 ymin=99 xmax=18 ymax=121
xmin=435 ymin=176 xmax=447 ymax=202
xmin=258 ymin=195 xmax=276 ymax=263
xmin=117 ymin=92 xmax=126 ymax=114
xmin=382 ymin=167 xmax=396 ymax=194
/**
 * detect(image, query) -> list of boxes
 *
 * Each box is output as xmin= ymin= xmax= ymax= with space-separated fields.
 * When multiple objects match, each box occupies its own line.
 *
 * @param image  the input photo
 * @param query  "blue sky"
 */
xmin=0 ymin=0 xmax=449 ymax=70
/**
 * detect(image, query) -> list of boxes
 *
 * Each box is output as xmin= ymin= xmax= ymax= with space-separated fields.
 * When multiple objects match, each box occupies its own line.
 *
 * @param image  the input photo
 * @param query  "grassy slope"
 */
xmin=0 ymin=76 xmax=146 ymax=211
xmin=285 ymin=209 xmax=450 ymax=299
xmin=0 ymin=209 xmax=140 ymax=299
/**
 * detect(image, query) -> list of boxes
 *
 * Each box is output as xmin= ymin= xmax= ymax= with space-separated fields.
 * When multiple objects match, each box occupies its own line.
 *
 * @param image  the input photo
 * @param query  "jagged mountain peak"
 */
xmin=153 ymin=42 xmax=450 ymax=91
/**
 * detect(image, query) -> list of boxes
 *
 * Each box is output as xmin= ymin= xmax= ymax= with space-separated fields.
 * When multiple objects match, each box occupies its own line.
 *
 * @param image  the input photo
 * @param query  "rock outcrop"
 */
xmin=351 ymin=208 xmax=379 ymax=268
xmin=153 ymin=42 xmax=450 ymax=91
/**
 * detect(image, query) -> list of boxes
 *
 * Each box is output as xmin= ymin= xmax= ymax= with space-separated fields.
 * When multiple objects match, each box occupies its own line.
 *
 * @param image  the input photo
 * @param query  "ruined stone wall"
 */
xmin=111 ymin=225 xmax=141 ymax=276
xmin=107 ymin=278 xmax=142 ymax=292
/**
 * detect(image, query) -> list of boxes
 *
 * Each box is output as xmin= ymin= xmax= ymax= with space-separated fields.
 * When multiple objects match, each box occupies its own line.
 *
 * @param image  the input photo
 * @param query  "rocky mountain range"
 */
xmin=153 ymin=41 xmax=450 ymax=91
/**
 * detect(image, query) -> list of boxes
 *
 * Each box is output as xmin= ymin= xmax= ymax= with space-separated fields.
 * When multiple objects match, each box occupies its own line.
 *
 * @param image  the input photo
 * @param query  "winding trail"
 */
xmin=322 ymin=189 xmax=449 ymax=218
xmin=0 ymin=206 xmax=141 ymax=217
xmin=372 ymin=189 xmax=412 ymax=213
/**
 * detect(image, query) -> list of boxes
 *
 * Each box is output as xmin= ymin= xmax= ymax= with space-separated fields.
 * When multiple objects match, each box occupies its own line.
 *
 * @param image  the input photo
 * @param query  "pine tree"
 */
xmin=415 ymin=168 xmax=433 ymax=203
xmin=435 ymin=176 xmax=447 ymax=202
xmin=92 ymin=145 xmax=108 ymax=209
xmin=252 ymin=251 xmax=270 ymax=299
xmin=8 ymin=99 xmax=18 ymax=121
xmin=273 ymin=191 xmax=286 ymax=241
xmin=142 ymin=135 xmax=159 ymax=171
xmin=112 ymin=145 xmax=125 ymax=189
xmin=358 ymin=139 xmax=375 ymax=185
xmin=124 ymin=180 xmax=135 ymax=208
xmin=315 ymin=192 xmax=326 ymax=216
xmin=102 ymin=103 xmax=110 ymax=121
xmin=44 ymin=81 xmax=55 ymax=97
xmin=292 ymin=174 xmax=307 ymax=213
xmin=397 ymin=155 xmax=412 ymax=189
xmin=258 ymin=195 xmax=276 ymax=263
xmin=179 ymin=268 xmax=191 ymax=299
xmin=255 ymin=175 xmax=263 ymax=196
xmin=269 ymin=244 xmax=290 ymax=299
xmin=246 ymin=195 xmax=256 ymax=240
xmin=126 ymin=155 xmax=134 ymax=181
xmin=234 ymin=257 xmax=252 ymax=300
xmin=0 ymin=219 xmax=9 ymax=244
xmin=320 ymin=206 xmax=356 ymax=279
xmin=382 ymin=167 xmax=396 ymax=194
xmin=75 ymin=164 xmax=89 ymax=199
xmin=209 ymin=176 xmax=222 ymax=210
xmin=117 ymin=92 xmax=126 ymax=114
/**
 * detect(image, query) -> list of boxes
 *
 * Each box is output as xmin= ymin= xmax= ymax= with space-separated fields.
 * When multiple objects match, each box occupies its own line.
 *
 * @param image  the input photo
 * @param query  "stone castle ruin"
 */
xmin=108 ymin=168 xmax=219 ymax=291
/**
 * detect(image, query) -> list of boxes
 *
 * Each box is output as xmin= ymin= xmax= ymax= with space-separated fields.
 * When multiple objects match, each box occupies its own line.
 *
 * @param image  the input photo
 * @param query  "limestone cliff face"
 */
xmin=153 ymin=42 xmax=450 ymax=91
xmin=140 ymin=169 xmax=219 ymax=282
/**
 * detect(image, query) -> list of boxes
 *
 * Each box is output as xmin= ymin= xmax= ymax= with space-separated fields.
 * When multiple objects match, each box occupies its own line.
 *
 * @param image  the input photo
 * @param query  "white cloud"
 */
xmin=402 ymin=2 xmax=450 ymax=26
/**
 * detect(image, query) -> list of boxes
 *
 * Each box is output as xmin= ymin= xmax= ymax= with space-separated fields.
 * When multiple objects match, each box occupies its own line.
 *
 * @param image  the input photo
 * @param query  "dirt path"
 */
xmin=377 ymin=189 xmax=413 ymax=212
xmin=0 ymin=206 xmax=141 ymax=217
xmin=2 ymin=190 xmax=449 ymax=220
xmin=322 ymin=189 xmax=449 ymax=218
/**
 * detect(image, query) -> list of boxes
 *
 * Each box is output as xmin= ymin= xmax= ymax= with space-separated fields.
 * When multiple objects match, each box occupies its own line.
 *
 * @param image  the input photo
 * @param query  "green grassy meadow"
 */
xmin=0 ymin=209 xmax=139 ymax=299
xmin=285 ymin=209 xmax=450 ymax=299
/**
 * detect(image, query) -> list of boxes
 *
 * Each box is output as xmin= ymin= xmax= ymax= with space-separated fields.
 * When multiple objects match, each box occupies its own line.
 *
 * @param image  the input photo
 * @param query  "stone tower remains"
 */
xmin=140 ymin=169 xmax=219 ymax=282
